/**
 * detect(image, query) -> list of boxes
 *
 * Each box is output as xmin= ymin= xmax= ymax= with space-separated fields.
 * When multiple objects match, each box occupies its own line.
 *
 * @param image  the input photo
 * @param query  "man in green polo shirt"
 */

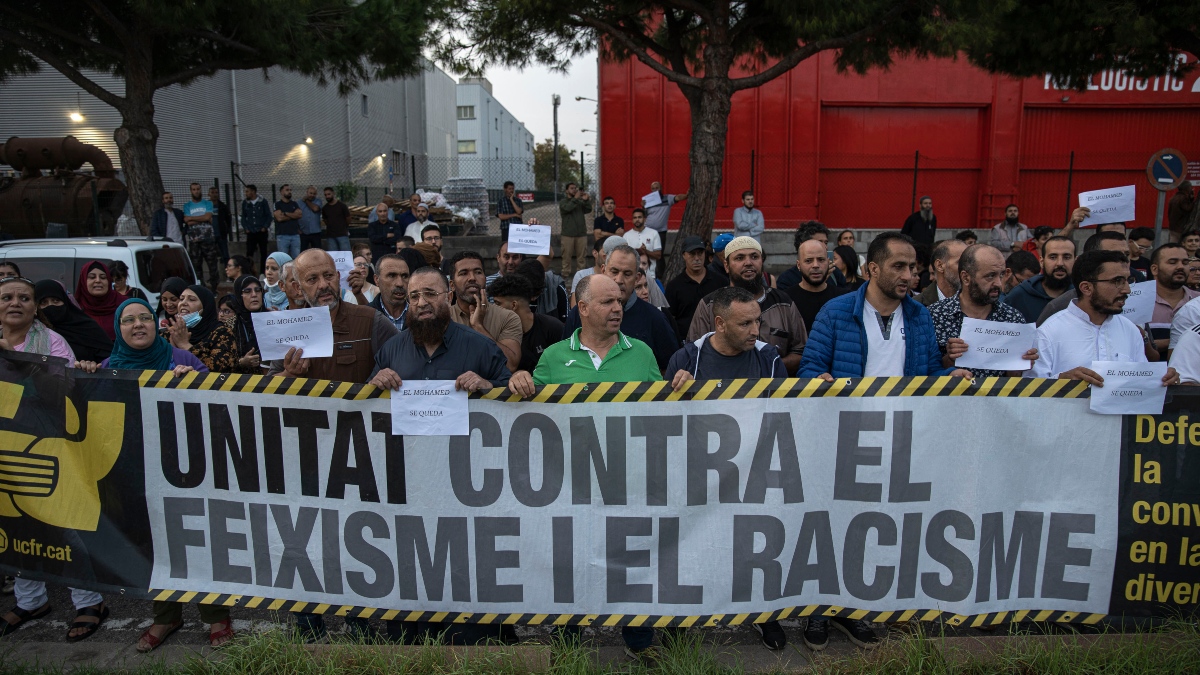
xmin=507 ymin=273 xmax=660 ymax=660
xmin=524 ymin=274 xmax=660 ymax=385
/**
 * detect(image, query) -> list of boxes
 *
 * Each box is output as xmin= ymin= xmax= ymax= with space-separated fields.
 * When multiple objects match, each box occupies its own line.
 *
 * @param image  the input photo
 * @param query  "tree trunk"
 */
xmin=113 ymin=74 xmax=163 ymax=236
xmin=666 ymin=77 xmax=733 ymax=280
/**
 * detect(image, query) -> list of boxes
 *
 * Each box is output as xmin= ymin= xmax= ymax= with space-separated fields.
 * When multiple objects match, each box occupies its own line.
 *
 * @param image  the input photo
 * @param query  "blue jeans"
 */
xmin=327 ymin=236 xmax=351 ymax=252
xmin=276 ymin=234 xmax=301 ymax=259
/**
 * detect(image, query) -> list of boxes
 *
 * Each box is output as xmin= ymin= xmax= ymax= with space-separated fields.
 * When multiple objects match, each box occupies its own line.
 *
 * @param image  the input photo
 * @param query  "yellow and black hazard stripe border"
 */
xmin=124 ymin=370 xmax=1090 ymax=403
xmin=148 ymin=590 xmax=1107 ymax=626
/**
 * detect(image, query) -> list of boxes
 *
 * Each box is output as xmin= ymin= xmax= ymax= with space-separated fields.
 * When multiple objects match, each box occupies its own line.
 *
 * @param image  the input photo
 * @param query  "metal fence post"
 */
xmin=229 ymin=162 xmax=240 ymax=239
xmin=911 ymin=150 xmax=919 ymax=213
xmin=364 ymin=187 xmax=369 ymax=207
xmin=411 ymin=155 xmax=418 ymax=194
xmin=1064 ymin=150 xmax=1075 ymax=224
xmin=750 ymin=149 xmax=756 ymax=195
xmin=271 ymin=184 xmax=277 ymax=202
xmin=90 ymin=180 xmax=100 ymax=236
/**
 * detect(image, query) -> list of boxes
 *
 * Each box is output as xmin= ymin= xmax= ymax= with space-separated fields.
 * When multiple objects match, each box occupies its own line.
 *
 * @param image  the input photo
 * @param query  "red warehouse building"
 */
xmin=598 ymin=52 xmax=1200 ymax=232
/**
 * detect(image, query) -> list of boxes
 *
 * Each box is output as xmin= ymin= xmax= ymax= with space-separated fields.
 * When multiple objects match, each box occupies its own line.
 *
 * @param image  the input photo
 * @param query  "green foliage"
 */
xmin=533 ymin=138 xmax=581 ymax=192
xmin=954 ymin=1 xmax=1200 ymax=87
xmin=334 ymin=180 xmax=360 ymax=203
xmin=0 ymin=0 xmax=431 ymax=99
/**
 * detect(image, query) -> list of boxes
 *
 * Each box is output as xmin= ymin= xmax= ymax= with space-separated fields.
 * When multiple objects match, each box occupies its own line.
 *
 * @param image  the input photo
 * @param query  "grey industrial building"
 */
xmin=0 ymin=61 xmax=460 ymax=205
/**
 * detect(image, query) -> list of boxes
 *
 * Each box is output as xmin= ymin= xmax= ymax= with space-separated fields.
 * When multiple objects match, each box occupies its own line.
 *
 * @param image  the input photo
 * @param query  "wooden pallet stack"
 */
xmin=346 ymin=200 xmax=456 ymax=226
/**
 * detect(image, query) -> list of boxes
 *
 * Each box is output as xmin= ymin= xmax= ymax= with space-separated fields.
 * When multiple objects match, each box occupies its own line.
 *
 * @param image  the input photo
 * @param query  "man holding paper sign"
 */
xmin=1031 ymin=249 xmax=1179 ymax=386
xmin=1077 ymin=185 xmax=1136 ymax=228
xmin=931 ymin=245 xmax=1038 ymax=377
xmin=266 ymin=249 xmax=398 ymax=383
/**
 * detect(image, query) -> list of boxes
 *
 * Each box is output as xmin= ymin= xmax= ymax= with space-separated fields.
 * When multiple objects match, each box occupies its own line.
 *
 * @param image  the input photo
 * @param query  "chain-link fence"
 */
xmin=114 ymin=149 xmax=1193 ymax=239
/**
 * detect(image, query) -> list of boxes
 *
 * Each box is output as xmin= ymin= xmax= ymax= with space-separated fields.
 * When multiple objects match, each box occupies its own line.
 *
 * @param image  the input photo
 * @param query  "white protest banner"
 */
xmin=329 ymin=250 xmax=354 ymax=292
xmin=1078 ymin=185 xmax=1136 ymax=227
xmin=1090 ymin=361 xmax=1168 ymax=414
xmin=389 ymin=380 xmax=468 ymax=435
xmin=954 ymin=318 xmax=1036 ymax=372
xmin=251 ymin=305 xmax=333 ymax=360
xmin=642 ymin=191 xmax=663 ymax=208
xmin=1122 ymin=280 xmax=1156 ymax=325
xmin=508 ymin=224 xmax=552 ymax=255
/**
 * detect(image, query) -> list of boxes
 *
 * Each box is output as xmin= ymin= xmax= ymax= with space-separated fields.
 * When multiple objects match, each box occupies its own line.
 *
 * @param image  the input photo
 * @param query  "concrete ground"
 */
xmin=0 ymin=584 xmax=1128 ymax=673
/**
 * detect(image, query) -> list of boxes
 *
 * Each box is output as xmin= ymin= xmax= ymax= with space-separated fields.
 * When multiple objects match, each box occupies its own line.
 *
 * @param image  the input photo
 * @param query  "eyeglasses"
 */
xmin=119 ymin=313 xmax=155 ymax=325
xmin=407 ymin=290 xmax=447 ymax=304
xmin=1136 ymin=243 xmax=1153 ymax=252
xmin=1092 ymin=276 xmax=1135 ymax=289
xmin=241 ymin=286 xmax=262 ymax=295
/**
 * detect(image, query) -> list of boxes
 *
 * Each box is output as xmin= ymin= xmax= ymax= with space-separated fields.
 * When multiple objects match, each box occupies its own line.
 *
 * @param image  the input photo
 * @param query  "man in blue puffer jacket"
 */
xmin=796 ymin=231 xmax=971 ymax=651
xmin=799 ymin=232 xmax=972 ymax=381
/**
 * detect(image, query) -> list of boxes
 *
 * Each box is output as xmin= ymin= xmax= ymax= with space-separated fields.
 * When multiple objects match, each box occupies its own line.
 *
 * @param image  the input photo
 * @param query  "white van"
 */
xmin=0 ymin=237 xmax=198 ymax=308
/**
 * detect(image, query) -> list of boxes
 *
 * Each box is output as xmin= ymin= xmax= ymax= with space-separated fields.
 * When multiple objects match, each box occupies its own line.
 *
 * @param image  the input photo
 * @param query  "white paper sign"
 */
xmin=1122 ymin=280 xmax=1156 ymax=325
xmin=329 ymin=250 xmax=354 ymax=292
xmin=1089 ymin=361 xmax=1168 ymax=415
xmin=642 ymin=191 xmax=662 ymax=209
xmin=954 ymin=318 xmax=1037 ymax=371
xmin=251 ymin=306 xmax=333 ymax=361
xmin=1078 ymin=185 xmax=1136 ymax=227
xmin=508 ymin=224 xmax=552 ymax=255
xmin=389 ymin=380 xmax=469 ymax=435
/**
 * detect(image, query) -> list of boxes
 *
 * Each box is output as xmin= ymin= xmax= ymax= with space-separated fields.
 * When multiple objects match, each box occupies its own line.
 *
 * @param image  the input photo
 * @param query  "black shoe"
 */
xmin=753 ymin=620 xmax=787 ymax=650
xmin=802 ymin=618 xmax=829 ymax=651
xmin=831 ymin=617 xmax=880 ymax=649
xmin=623 ymin=645 xmax=661 ymax=663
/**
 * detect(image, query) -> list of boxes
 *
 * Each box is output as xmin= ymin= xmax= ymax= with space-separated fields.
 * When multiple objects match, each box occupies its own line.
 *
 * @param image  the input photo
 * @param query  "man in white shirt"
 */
xmin=1169 ymin=323 xmax=1200 ymax=384
xmin=1170 ymin=295 xmax=1200 ymax=355
xmin=570 ymin=238 xmax=606 ymax=305
xmin=1032 ymin=249 xmax=1179 ymax=386
xmin=403 ymin=204 xmax=432 ymax=241
xmin=621 ymin=208 xmax=662 ymax=280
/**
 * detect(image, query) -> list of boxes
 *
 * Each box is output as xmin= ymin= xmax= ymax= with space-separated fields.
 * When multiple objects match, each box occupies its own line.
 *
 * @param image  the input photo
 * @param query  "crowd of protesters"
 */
xmin=0 ymin=178 xmax=1196 ymax=659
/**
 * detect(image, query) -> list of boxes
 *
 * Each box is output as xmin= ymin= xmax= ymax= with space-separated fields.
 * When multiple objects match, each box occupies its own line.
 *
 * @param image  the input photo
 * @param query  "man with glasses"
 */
xmin=264 ymin=250 xmax=398 ymax=643
xmin=368 ymin=267 xmax=526 ymax=645
xmin=1127 ymin=227 xmax=1155 ymax=279
xmin=1031 ymin=249 xmax=1178 ymax=385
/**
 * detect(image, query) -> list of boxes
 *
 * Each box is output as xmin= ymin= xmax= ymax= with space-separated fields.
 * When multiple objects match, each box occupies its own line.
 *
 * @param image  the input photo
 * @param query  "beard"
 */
xmin=1043 ymin=269 xmax=1071 ymax=291
xmin=965 ymin=281 xmax=996 ymax=306
xmin=409 ymin=304 xmax=451 ymax=346
xmin=1005 ymin=215 xmax=1019 ymax=225
xmin=1095 ymin=296 xmax=1126 ymax=316
xmin=731 ymin=272 xmax=764 ymax=295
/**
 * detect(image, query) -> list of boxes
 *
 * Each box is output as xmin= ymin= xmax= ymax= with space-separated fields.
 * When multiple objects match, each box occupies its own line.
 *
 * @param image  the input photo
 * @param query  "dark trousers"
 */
xmin=245 ymin=231 xmax=269 ymax=272
xmin=189 ymin=240 xmax=221 ymax=292
xmin=300 ymin=232 xmax=322 ymax=251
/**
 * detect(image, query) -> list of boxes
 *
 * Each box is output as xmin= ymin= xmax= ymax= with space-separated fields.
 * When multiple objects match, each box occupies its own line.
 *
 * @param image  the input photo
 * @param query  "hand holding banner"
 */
xmin=954 ymin=318 xmax=1036 ymax=371
xmin=1078 ymin=185 xmax=1136 ymax=227
xmin=389 ymin=380 xmax=469 ymax=435
xmin=1089 ymin=361 xmax=1168 ymax=414
xmin=251 ymin=306 xmax=334 ymax=360
xmin=642 ymin=191 xmax=662 ymax=209
xmin=508 ymin=225 xmax=552 ymax=255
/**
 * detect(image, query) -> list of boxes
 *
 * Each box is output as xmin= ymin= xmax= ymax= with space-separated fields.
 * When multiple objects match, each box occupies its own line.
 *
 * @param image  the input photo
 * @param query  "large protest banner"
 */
xmin=1 ymin=352 xmax=1197 ymax=627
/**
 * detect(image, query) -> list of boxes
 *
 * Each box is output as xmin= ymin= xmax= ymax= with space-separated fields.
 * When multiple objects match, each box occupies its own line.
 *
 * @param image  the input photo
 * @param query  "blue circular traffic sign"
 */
xmin=1147 ymin=148 xmax=1188 ymax=191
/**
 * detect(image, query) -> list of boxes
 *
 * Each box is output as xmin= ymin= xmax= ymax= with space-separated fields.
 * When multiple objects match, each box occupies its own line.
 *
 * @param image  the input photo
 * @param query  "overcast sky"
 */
xmin=479 ymin=52 xmax=599 ymax=157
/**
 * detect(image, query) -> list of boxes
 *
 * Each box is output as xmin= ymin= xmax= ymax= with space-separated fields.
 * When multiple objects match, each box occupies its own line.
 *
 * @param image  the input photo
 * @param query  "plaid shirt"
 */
xmin=497 ymin=193 xmax=523 ymax=224
xmin=930 ymin=293 xmax=1028 ymax=378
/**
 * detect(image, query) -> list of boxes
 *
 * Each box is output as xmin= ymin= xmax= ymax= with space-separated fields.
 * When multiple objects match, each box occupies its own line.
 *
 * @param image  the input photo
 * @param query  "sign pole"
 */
xmin=1154 ymin=191 xmax=1167 ymax=247
xmin=1146 ymin=148 xmax=1188 ymax=247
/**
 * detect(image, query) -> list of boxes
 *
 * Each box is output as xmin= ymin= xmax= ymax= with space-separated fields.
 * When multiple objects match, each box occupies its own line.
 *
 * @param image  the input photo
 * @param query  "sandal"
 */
xmin=0 ymin=603 xmax=52 ymax=638
xmin=66 ymin=603 xmax=109 ymax=642
xmin=208 ymin=618 xmax=234 ymax=648
xmin=136 ymin=620 xmax=183 ymax=653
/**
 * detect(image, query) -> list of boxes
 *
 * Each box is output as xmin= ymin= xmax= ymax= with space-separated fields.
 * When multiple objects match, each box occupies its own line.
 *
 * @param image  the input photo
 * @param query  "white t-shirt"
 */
xmin=1030 ymin=300 xmax=1146 ymax=378
xmin=1170 ymin=324 xmax=1200 ymax=384
xmin=571 ymin=268 xmax=594 ymax=293
xmin=622 ymin=227 xmax=662 ymax=279
xmin=1170 ymin=295 xmax=1200 ymax=350
xmin=165 ymin=210 xmax=182 ymax=243
xmin=863 ymin=300 xmax=906 ymax=377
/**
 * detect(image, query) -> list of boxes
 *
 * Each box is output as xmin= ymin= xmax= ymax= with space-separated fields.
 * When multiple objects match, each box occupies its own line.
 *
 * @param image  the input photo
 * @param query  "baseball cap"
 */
xmin=713 ymin=233 xmax=735 ymax=252
xmin=602 ymin=235 xmax=628 ymax=255
xmin=681 ymin=236 xmax=706 ymax=253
